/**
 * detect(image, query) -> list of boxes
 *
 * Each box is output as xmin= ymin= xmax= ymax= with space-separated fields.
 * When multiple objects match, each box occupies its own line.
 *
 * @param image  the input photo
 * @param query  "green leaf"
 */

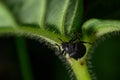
xmin=45 ymin=0 xmax=83 ymax=34
xmin=0 ymin=0 xmax=98 ymax=80
xmin=81 ymin=19 xmax=120 ymax=80
xmin=81 ymin=19 xmax=120 ymax=59
xmin=4 ymin=0 xmax=83 ymax=35
xmin=0 ymin=2 xmax=17 ymax=27
xmin=82 ymin=19 xmax=120 ymax=42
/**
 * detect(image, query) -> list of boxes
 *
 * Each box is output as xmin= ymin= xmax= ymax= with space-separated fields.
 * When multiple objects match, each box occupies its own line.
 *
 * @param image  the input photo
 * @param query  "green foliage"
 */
xmin=3 ymin=0 xmax=82 ymax=35
xmin=0 ymin=0 xmax=83 ymax=80
xmin=1 ymin=0 xmax=120 ymax=80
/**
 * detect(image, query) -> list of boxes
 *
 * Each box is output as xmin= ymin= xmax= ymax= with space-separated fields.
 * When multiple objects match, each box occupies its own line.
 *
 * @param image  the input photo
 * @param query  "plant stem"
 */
xmin=69 ymin=58 xmax=91 ymax=80
xmin=15 ymin=37 xmax=34 ymax=80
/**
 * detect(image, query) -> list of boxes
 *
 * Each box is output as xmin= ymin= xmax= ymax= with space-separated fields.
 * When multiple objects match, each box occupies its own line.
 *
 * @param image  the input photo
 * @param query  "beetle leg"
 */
xmin=69 ymin=52 xmax=76 ymax=57
xmin=55 ymin=44 xmax=62 ymax=54
xmin=62 ymin=50 xmax=66 ymax=55
xmin=55 ymin=44 xmax=61 ymax=51
xmin=55 ymin=44 xmax=67 ymax=56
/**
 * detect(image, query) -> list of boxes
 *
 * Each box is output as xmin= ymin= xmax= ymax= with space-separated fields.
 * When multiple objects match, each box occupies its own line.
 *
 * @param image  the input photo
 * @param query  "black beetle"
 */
xmin=56 ymin=38 xmax=90 ymax=60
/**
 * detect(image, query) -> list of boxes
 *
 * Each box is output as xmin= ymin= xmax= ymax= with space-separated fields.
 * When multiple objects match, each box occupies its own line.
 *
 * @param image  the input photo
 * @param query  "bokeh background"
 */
xmin=0 ymin=0 xmax=120 ymax=80
xmin=84 ymin=0 xmax=120 ymax=80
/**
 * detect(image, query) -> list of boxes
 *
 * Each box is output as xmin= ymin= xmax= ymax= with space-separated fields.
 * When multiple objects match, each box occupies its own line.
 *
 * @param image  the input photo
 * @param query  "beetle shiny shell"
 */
xmin=61 ymin=41 xmax=86 ymax=59
xmin=57 ymin=38 xmax=87 ymax=60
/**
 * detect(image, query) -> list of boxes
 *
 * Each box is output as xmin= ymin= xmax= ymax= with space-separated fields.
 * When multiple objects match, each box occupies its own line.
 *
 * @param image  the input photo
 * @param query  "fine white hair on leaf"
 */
xmin=86 ymin=31 xmax=120 ymax=80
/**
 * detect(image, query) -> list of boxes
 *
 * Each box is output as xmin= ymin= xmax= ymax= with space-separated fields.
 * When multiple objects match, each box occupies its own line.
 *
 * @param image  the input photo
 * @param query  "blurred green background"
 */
xmin=0 ymin=0 xmax=120 ymax=80
xmin=84 ymin=0 xmax=120 ymax=80
xmin=0 ymin=36 xmax=70 ymax=80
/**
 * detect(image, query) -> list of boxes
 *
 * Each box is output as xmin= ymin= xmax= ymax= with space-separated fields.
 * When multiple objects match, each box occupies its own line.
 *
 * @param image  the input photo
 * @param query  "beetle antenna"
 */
xmin=58 ymin=38 xmax=64 ymax=42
